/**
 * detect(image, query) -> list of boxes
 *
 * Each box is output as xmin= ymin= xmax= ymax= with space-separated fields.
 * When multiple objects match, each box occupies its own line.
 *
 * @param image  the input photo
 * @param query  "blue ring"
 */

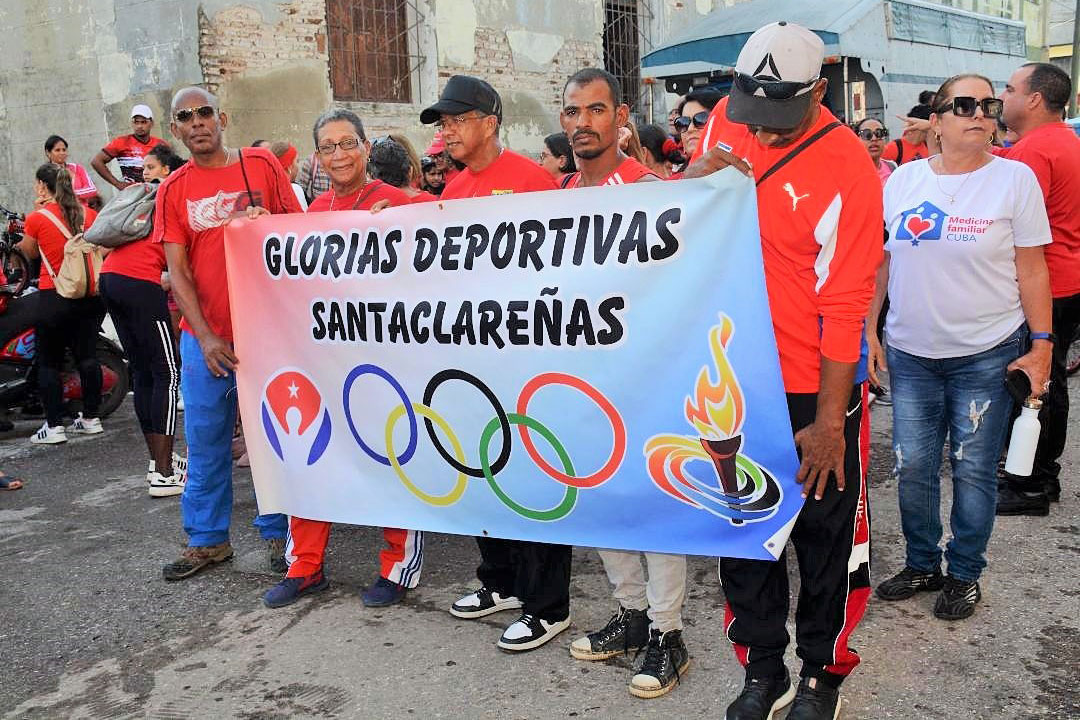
xmin=343 ymin=364 xmax=417 ymax=466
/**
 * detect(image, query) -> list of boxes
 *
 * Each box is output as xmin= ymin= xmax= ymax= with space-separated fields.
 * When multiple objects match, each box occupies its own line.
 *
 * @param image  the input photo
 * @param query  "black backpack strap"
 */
xmin=756 ymin=121 xmax=842 ymax=187
xmin=237 ymin=148 xmax=256 ymax=207
xmin=560 ymin=173 xmax=578 ymax=189
xmin=893 ymin=138 xmax=904 ymax=164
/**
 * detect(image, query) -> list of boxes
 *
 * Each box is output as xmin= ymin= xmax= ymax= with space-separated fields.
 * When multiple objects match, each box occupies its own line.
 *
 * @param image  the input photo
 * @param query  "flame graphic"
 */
xmin=685 ymin=316 xmax=744 ymax=440
xmin=644 ymin=314 xmax=782 ymax=524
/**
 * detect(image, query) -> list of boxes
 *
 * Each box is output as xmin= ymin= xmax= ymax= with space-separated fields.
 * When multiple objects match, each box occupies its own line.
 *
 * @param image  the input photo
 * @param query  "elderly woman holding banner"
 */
xmin=260 ymin=108 xmax=422 ymax=611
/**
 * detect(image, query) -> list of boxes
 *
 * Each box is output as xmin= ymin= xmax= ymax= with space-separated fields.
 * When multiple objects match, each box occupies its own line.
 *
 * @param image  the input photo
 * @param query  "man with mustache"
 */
xmin=420 ymin=75 xmax=568 ymax=653
xmin=556 ymin=68 xmax=689 ymax=700
xmin=156 ymin=86 xmax=303 ymax=581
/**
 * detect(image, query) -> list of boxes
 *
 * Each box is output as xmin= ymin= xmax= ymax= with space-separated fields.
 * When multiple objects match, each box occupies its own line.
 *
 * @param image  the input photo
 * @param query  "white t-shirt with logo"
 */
xmin=883 ymin=155 xmax=1050 ymax=358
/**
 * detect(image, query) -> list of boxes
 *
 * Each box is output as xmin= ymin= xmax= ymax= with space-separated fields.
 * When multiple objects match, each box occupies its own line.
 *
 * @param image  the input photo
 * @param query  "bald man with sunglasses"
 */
xmin=156 ymin=86 xmax=304 ymax=582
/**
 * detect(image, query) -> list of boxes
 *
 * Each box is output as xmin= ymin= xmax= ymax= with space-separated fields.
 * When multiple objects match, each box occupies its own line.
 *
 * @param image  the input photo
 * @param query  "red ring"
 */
xmin=516 ymin=372 xmax=626 ymax=488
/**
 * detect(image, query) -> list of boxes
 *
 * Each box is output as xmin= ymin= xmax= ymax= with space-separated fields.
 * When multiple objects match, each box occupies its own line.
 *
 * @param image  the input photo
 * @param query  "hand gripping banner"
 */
xmin=225 ymin=171 xmax=803 ymax=559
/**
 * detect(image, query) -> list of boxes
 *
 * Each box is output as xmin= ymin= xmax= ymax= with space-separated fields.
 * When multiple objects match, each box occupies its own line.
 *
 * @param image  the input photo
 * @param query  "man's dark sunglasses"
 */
xmin=674 ymin=111 xmax=710 ymax=132
xmin=857 ymin=128 xmax=889 ymax=141
xmin=734 ymin=73 xmax=817 ymax=100
xmin=173 ymin=105 xmax=216 ymax=123
xmin=935 ymin=96 xmax=1003 ymax=119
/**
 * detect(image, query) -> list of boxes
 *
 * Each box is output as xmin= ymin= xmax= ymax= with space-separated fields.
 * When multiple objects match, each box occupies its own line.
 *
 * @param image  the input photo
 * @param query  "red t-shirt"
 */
xmin=999 ymin=122 xmax=1080 ymax=298
xmin=440 ymin=150 xmax=557 ymax=200
xmin=24 ymin=203 xmax=99 ymax=291
xmin=101 ymin=238 xmax=166 ymax=285
xmin=154 ymin=147 xmax=303 ymax=341
xmin=564 ymin=156 xmax=657 ymax=188
xmin=410 ymin=191 xmax=440 ymax=204
xmin=881 ymin=137 xmax=928 ymax=166
xmin=307 ymin=179 xmax=412 ymax=213
xmin=102 ymin=135 xmax=170 ymax=184
xmin=693 ymin=98 xmax=883 ymax=393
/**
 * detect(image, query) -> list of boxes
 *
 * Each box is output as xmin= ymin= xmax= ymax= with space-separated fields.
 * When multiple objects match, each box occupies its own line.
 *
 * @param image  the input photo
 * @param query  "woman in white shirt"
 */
xmin=867 ymin=74 xmax=1053 ymax=621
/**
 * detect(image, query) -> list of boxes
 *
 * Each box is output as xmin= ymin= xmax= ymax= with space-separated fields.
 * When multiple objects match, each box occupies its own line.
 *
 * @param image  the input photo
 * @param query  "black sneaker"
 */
xmin=629 ymin=628 xmax=690 ymax=699
xmin=787 ymin=677 xmax=840 ymax=720
xmin=496 ymin=613 xmax=570 ymax=652
xmin=569 ymin=607 xmax=649 ymax=660
xmin=996 ymin=485 xmax=1050 ymax=516
xmin=933 ymin=575 xmax=981 ymax=621
xmin=725 ymin=668 xmax=796 ymax=720
xmin=875 ymin=566 xmax=944 ymax=601
xmin=449 ymin=585 xmax=523 ymax=619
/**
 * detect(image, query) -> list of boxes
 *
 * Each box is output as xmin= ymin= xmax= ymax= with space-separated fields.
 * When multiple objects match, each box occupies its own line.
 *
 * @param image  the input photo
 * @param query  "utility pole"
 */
xmin=1072 ymin=0 xmax=1080 ymax=117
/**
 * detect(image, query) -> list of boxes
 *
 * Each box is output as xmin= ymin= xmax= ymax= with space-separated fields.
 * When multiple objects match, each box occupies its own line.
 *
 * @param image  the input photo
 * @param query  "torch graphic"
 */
xmin=645 ymin=314 xmax=782 ymax=525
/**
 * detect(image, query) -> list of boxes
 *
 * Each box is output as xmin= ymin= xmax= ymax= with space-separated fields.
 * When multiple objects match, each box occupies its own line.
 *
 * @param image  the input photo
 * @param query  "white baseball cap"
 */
xmin=726 ymin=21 xmax=824 ymax=130
xmin=130 ymin=104 xmax=154 ymax=120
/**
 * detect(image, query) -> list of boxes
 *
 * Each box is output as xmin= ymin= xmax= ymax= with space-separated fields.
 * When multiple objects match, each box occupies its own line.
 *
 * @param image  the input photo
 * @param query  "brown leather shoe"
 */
xmin=162 ymin=542 xmax=234 ymax=581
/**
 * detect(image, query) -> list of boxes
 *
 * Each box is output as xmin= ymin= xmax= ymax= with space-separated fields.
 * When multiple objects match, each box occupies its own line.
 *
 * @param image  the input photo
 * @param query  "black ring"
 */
xmin=423 ymin=369 xmax=511 ymax=478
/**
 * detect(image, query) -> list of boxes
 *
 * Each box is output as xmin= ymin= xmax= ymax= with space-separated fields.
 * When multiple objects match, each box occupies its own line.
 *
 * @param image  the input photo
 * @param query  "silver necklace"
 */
xmin=933 ymin=156 xmax=982 ymax=205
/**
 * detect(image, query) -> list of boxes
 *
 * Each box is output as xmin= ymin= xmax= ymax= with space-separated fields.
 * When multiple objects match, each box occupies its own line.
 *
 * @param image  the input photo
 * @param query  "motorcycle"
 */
xmin=0 ymin=201 xmax=129 ymax=423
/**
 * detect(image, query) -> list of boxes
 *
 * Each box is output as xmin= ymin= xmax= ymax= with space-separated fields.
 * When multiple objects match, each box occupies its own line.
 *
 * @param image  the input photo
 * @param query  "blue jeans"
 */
xmin=180 ymin=331 xmax=286 ymax=547
xmin=887 ymin=326 xmax=1025 ymax=582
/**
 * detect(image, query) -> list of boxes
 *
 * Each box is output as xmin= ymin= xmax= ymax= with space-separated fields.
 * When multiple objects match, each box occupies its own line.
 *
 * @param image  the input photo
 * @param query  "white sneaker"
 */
xmin=176 ymin=394 xmax=185 ymax=413
xmin=148 ymin=471 xmax=185 ymax=498
xmin=146 ymin=460 xmax=156 ymax=484
xmin=30 ymin=422 xmax=67 ymax=445
xmin=69 ymin=413 xmax=103 ymax=435
xmin=172 ymin=453 xmax=187 ymax=480
xmin=449 ymin=586 xmax=524 ymax=619
xmin=497 ymin=613 xmax=571 ymax=652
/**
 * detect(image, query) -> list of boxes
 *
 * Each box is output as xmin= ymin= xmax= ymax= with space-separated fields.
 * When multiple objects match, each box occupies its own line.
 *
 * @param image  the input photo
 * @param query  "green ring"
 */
xmin=479 ymin=412 xmax=578 ymax=521
xmin=736 ymin=454 xmax=766 ymax=493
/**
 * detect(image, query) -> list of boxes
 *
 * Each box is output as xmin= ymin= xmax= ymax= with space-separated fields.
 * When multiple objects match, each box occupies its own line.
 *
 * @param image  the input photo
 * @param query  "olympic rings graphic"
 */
xmin=386 ymin=403 xmax=468 ymax=506
xmin=517 ymin=372 xmax=626 ymax=489
xmin=423 ymin=369 xmax=511 ymax=478
xmin=344 ymin=364 xmax=417 ymax=466
xmin=481 ymin=413 xmax=578 ymax=521
xmin=341 ymin=363 xmax=627 ymax=520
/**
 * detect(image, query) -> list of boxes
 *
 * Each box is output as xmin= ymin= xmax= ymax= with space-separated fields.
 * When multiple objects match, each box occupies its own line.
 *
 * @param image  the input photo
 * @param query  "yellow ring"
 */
xmin=386 ymin=403 xmax=468 ymax=506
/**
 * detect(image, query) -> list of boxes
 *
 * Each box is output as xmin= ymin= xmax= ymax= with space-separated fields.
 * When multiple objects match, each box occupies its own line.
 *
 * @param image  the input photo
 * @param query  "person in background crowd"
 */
xmin=155 ymin=87 xmax=302 ymax=581
xmin=426 ymin=131 xmax=462 ymax=186
xmin=854 ymin=117 xmax=895 ymax=187
xmin=92 ymin=104 xmax=169 ymax=189
xmin=296 ymin=146 xmax=331 ymax=204
xmin=387 ymin=133 xmax=423 ymax=187
xmin=882 ymin=105 xmax=931 ymax=165
xmin=99 ymin=143 xmax=186 ymax=498
xmin=538 ymin=132 xmax=577 ymax=186
xmin=368 ymin=136 xmax=439 ymax=204
xmin=18 ymin=165 xmax=105 ymax=445
xmin=870 ymin=74 xmax=1052 ymax=622
xmin=420 ymin=156 xmax=445 ymax=196
xmin=638 ymin=123 xmax=684 ymax=178
xmin=674 ymin=88 xmax=724 ymax=159
xmin=270 ymin=141 xmax=308 ymax=211
xmin=918 ymin=89 xmax=937 ymax=108
xmin=420 ymin=74 xmax=568 ymax=653
xmin=44 ymin=135 xmax=98 ymax=207
xmin=146 ymin=145 xmax=187 ymax=402
xmin=559 ymin=67 xmax=691 ymax=701
xmin=995 ymin=62 xmax=1080 ymax=516
xmin=262 ymin=108 xmax=423 ymax=610
xmin=685 ymin=21 xmax=881 ymax=719
xmin=618 ymin=122 xmax=646 ymax=163
xmin=667 ymin=104 xmax=683 ymax=140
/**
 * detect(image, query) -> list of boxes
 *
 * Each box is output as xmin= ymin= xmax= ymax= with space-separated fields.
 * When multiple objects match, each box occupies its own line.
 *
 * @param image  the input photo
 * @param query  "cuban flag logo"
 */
xmin=261 ymin=369 xmax=332 ymax=465
xmin=895 ymin=201 xmax=947 ymax=246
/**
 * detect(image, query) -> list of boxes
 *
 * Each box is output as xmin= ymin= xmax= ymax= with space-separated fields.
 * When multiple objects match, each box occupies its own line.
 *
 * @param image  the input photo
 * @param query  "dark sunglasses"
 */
xmin=673 ymin=111 xmax=710 ymax=132
xmin=935 ymin=96 xmax=1003 ymax=119
xmin=734 ymin=72 xmax=817 ymax=100
xmin=857 ymin=128 xmax=889 ymax=141
xmin=173 ymin=105 xmax=216 ymax=123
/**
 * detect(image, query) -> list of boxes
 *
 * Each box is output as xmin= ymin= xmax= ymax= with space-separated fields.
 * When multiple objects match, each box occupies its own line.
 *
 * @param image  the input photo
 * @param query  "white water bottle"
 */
xmin=1004 ymin=399 xmax=1042 ymax=476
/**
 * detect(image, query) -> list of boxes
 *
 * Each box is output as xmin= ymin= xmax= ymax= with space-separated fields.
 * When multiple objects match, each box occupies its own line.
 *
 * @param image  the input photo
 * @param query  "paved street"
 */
xmin=1 ymin=380 xmax=1077 ymax=720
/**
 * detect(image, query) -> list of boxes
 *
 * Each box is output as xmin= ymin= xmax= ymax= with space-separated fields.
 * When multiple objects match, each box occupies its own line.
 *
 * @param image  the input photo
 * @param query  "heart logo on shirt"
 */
xmin=904 ymin=215 xmax=933 ymax=239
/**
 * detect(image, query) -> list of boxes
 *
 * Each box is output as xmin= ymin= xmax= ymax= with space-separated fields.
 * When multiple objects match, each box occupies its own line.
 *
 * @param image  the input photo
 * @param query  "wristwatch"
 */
xmin=1030 ymin=332 xmax=1056 ymax=344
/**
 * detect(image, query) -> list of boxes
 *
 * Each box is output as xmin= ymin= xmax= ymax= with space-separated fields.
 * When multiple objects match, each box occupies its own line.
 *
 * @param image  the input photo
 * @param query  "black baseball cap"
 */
xmin=420 ymin=75 xmax=503 ymax=124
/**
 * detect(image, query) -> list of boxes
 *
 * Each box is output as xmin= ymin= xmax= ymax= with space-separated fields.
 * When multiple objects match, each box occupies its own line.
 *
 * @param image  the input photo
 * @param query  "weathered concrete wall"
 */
xmin=0 ymin=0 xmax=714 ymax=210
